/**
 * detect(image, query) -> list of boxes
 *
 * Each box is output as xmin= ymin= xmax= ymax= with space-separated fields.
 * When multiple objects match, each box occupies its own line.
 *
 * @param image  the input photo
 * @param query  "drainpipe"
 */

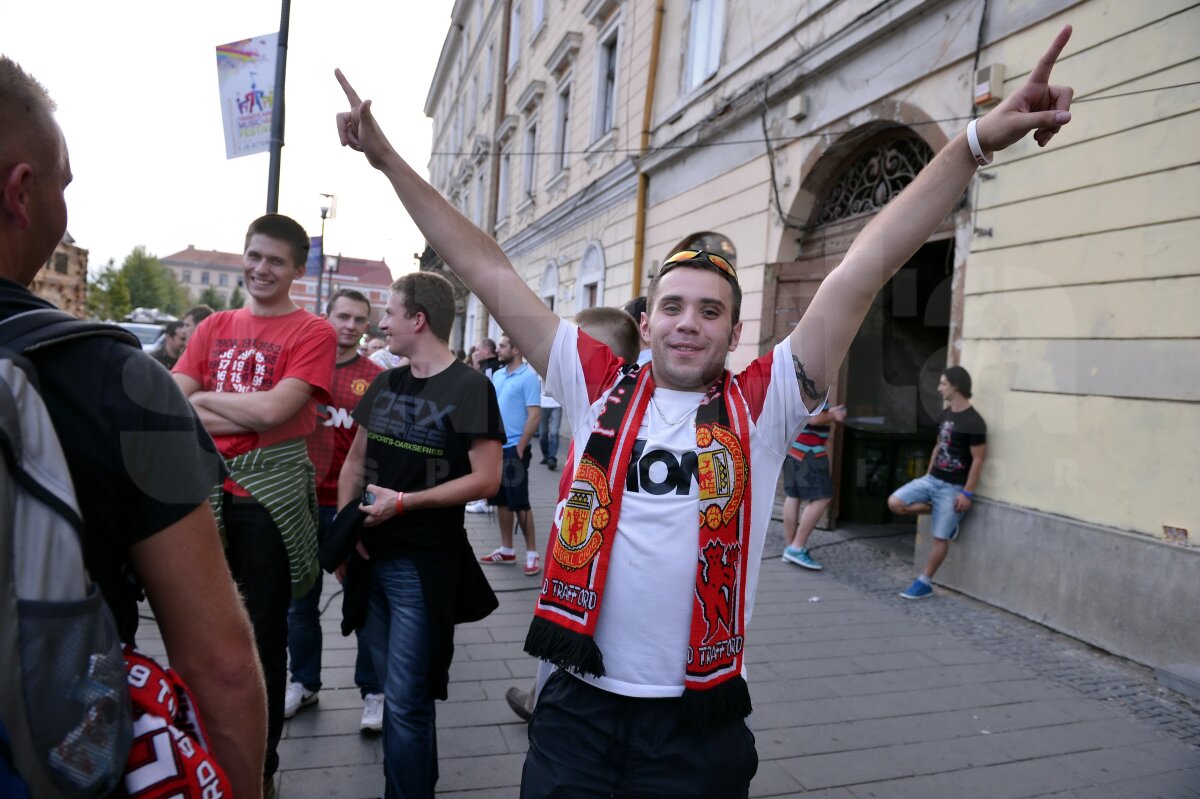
xmin=486 ymin=0 xmax=513 ymax=238
xmin=471 ymin=0 xmax=512 ymax=345
xmin=631 ymin=0 xmax=666 ymax=299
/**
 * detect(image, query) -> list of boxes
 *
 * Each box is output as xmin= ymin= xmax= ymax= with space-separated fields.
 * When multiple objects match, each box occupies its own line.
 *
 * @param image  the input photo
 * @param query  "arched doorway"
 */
xmin=671 ymin=231 xmax=737 ymax=268
xmin=770 ymin=128 xmax=953 ymax=528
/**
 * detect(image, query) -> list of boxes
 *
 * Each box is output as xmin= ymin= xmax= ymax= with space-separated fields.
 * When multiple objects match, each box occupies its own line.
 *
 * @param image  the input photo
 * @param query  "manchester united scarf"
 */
xmin=525 ymin=363 xmax=754 ymax=726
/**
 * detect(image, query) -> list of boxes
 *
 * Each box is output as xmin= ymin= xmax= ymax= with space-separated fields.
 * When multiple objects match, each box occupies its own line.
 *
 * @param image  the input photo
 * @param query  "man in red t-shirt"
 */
xmin=284 ymin=288 xmax=386 ymax=732
xmin=173 ymin=214 xmax=336 ymax=793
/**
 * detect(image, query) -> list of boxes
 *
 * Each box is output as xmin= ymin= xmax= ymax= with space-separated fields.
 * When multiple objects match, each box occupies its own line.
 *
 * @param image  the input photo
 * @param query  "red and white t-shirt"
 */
xmin=544 ymin=320 xmax=818 ymax=698
xmin=174 ymin=306 xmax=336 ymax=466
xmin=307 ymin=354 xmax=383 ymax=506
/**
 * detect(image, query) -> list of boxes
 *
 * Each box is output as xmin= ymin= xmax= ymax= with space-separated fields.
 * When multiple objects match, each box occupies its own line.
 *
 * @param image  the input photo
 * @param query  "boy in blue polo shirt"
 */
xmin=481 ymin=334 xmax=543 ymax=575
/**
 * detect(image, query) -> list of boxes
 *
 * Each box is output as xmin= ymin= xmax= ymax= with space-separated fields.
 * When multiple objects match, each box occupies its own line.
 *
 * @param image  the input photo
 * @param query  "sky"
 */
xmin=3 ymin=0 xmax=454 ymax=277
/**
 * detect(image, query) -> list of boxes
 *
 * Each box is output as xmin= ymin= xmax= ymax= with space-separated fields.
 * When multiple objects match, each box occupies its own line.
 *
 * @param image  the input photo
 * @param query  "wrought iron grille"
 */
xmin=813 ymin=136 xmax=934 ymax=226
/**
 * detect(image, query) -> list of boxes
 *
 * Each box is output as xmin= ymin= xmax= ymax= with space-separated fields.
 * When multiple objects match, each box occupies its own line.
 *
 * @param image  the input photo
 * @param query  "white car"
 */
xmin=117 ymin=322 xmax=165 ymax=351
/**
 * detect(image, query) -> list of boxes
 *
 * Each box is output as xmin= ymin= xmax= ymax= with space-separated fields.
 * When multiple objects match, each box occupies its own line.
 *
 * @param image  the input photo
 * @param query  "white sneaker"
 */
xmin=465 ymin=499 xmax=489 ymax=514
xmin=283 ymin=681 xmax=318 ymax=718
xmin=360 ymin=693 xmax=384 ymax=733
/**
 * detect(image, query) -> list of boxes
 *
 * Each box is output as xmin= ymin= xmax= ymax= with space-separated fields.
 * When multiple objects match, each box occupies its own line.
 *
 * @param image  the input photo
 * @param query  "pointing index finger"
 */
xmin=1029 ymin=25 xmax=1072 ymax=86
xmin=335 ymin=68 xmax=363 ymax=107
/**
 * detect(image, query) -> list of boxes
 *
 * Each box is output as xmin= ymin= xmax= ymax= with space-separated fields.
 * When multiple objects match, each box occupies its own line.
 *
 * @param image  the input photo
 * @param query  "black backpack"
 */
xmin=0 ymin=309 xmax=140 ymax=798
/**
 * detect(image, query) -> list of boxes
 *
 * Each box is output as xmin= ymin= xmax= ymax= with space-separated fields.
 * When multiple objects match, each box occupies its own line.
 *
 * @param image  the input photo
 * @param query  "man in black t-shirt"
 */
xmin=151 ymin=320 xmax=186 ymax=369
xmin=338 ymin=272 xmax=503 ymax=798
xmin=0 ymin=55 xmax=266 ymax=796
xmin=889 ymin=366 xmax=988 ymax=599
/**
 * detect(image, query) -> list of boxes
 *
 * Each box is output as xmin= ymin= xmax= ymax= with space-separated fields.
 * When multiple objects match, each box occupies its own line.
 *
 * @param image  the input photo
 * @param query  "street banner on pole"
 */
xmin=305 ymin=236 xmax=323 ymax=277
xmin=215 ymin=33 xmax=278 ymax=159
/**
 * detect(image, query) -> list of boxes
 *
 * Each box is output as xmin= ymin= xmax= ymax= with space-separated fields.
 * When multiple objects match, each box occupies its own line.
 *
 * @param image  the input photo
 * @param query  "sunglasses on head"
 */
xmin=659 ymin=250 xmax=736 ymax=281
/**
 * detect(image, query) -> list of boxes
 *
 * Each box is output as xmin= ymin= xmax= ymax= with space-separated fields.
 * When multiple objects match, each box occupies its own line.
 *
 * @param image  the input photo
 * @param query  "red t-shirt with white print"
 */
xmin=174 ymin=307 xmax=336 ymax=492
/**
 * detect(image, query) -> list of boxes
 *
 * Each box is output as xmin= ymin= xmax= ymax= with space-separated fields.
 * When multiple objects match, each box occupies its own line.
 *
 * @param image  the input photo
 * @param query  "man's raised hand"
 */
xmin=335 ymin=69 xmax=395 ymax=170
xmin=977 ymin=25 xmax=1075 ymax=154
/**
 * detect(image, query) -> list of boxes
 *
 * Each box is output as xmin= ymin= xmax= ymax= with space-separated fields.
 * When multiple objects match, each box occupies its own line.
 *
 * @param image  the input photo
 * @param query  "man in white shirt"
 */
xmin=333 ymin=27 xmax=1075 ymax=795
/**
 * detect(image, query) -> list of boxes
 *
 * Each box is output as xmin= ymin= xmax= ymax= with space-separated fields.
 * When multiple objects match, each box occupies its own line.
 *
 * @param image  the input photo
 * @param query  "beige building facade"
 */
xmin=427 ymin=0 xmax=1198 ymax=670
xmin=161 ymin=246 xmax=395 ymax=326
xmin=31 ymin=233 xmax=88 ymax=317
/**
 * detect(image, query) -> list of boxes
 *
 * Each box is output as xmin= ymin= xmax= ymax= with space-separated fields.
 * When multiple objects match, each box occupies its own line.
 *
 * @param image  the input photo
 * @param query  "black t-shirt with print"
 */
xmin=929 ymin=406 xmax=987 ymax=485
xmin=352 ymin=359 xmax=504 ymax=558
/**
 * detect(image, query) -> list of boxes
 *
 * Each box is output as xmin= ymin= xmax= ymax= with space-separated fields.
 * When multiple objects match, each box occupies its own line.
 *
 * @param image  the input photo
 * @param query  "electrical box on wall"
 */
xmin=787 ymin=94 xmax=810 ymax=121
xmin=975 ymin=64 xmax=1005 ymax=106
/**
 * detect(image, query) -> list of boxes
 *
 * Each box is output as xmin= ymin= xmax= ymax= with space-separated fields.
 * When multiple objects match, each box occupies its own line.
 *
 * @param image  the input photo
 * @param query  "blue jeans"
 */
xmin=538 ymin=406 xmax=562 ymax=462
xmin=365 ymin=558 xmax=437 ymax=799
xmin=288 ymin=506 xmax=381 ymax=696
xmin=892 ymin=474 xmax=966 ymax=540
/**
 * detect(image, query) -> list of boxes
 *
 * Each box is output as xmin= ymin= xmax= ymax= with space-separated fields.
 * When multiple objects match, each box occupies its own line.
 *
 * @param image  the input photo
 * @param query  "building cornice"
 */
xmin=545 ymin=31 xmax=582 ymax=79
xmin=425 ymin=2 xmax=472 ymax=116
xmin=583 ymin=0 xmax=624 ymax=27
xmin=515 ymin=80 xmax=546 ymax=115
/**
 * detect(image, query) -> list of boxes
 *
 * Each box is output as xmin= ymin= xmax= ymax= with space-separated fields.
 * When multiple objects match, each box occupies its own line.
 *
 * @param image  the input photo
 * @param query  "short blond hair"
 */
xmin=573 ymin=307 xmax=640 ymax=363
xmin=0 ymin=55 xmax=58 ymax=161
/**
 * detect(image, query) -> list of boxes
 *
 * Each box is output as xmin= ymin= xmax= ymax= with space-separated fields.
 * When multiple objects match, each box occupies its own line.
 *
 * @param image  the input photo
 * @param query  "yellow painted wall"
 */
xmin=963 ymin=0 xmax=1200 ymax=542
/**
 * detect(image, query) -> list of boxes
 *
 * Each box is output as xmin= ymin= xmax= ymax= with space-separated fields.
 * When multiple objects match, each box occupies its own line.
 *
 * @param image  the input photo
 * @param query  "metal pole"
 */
xmin=315 ymin=210 xmax=327 ymax=314
xmin=266 ymin=0 xmax=292 ymax=212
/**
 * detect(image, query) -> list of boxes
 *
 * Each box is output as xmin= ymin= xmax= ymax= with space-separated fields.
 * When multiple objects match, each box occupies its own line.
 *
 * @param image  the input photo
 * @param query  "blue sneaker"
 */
xmin=900 ymin=578 xmax=933 ymax=600
xmin=782 ymin=546 xmax=823 ymax=571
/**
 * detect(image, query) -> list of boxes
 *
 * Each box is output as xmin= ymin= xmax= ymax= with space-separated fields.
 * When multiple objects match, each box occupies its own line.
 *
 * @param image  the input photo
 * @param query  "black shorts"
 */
xmin=489 ymin=445 xmax=532 ymax=510
xmin=521 ymin=670 xmax=757 ymax=798
xmin=783 ymin=452 xmax=832 ymax=500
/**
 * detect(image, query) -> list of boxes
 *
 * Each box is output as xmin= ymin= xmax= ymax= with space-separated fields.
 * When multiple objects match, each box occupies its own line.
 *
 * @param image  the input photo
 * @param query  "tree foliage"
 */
xmin=227 ymin=285 xmax=245 ymax=309
xmin=197 ymin=285 xmax=227 ymax=311
xmin=85 ymin=259 xmax=131 ymax=321
xmin=122 ymin=246 xmax=191 ymax=316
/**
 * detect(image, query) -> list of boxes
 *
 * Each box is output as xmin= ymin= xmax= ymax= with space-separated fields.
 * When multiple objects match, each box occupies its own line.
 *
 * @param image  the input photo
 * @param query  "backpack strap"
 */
xmin=0 ymin=308 xmax=141 ymax=355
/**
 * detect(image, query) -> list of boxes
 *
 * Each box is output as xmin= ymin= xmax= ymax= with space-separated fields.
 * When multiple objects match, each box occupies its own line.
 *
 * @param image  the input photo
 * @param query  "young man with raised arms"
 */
xmin=332 ymin=27 xmax=1074 ymax=797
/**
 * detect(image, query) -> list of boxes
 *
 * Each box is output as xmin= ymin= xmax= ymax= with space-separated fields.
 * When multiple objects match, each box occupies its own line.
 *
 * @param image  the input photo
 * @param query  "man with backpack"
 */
xmin=0 ymin=56 xmax=266 ymax=797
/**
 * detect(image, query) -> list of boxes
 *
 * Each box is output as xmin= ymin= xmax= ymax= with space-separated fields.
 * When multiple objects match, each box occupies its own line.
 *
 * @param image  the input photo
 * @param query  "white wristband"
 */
xmin=967 ymin=119 xmax=992 ymax=167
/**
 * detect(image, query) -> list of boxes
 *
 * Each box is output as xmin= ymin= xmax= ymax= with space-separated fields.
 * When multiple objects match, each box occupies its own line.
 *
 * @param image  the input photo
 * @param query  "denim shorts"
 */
xmin=891 ymin=474 xmax=966 ymax=541
xmin=783 ymin=453 xmax=832 ymax=500
xmin=489 ymin=445 xmax=532 ymax=511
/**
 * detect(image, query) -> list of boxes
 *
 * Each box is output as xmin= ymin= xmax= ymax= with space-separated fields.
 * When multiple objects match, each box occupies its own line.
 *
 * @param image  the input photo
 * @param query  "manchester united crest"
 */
xmin=552 ymin=456 xmax=612 ymax=571
xmin=696 ymin=423 xmax=747 ymax=530
xmin=350 ymin=377 xmax=371 ymax=396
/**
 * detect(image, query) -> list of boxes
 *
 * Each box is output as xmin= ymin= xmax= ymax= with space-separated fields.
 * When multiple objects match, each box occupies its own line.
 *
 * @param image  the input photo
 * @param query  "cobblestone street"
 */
xmin=207 ymin=463 xmax=1200 ymax=797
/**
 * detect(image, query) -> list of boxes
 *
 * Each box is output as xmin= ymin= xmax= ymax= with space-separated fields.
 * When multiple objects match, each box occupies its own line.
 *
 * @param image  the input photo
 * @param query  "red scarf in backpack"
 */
xmin=525 ymin=362 xmax=754 ymax=726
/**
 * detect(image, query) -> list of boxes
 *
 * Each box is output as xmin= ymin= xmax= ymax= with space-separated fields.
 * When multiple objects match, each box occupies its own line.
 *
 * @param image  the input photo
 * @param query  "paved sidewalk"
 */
xmin=160 ymin=458 xmax=1199 ymax=797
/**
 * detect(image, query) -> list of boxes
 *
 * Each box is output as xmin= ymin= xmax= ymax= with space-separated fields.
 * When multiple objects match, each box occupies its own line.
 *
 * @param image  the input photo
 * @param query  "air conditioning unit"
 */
xmin=975 ymin=64 xmax=1005 ymax=107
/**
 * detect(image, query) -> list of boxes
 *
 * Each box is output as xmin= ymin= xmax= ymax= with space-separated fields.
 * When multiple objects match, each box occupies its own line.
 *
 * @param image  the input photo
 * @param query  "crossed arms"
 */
xmin=174 ymin=374 xmax=317 ymax=435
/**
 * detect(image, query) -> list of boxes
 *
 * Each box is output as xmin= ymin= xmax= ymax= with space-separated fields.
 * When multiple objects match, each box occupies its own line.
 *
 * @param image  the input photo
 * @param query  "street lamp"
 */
xmin=315 ymin=193 xmax=335 ymax=313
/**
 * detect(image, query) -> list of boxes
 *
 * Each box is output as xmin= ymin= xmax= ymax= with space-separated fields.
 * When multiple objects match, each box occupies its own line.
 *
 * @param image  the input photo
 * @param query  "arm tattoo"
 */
xmin=792 ymin=356 xmax=823 ymax=403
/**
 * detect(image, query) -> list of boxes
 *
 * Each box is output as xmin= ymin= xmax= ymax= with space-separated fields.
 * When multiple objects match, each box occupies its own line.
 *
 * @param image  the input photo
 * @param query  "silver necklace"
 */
xmin=650 ymin=395 xmax=694 ymax=426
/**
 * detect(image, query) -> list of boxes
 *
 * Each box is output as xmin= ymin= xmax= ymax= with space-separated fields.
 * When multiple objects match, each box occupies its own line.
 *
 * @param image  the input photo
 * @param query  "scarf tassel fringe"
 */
xmin=678 ymin=676 xmax=753 ymax=729
xmin=524 ymin=616 xmax=606 ymax=678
